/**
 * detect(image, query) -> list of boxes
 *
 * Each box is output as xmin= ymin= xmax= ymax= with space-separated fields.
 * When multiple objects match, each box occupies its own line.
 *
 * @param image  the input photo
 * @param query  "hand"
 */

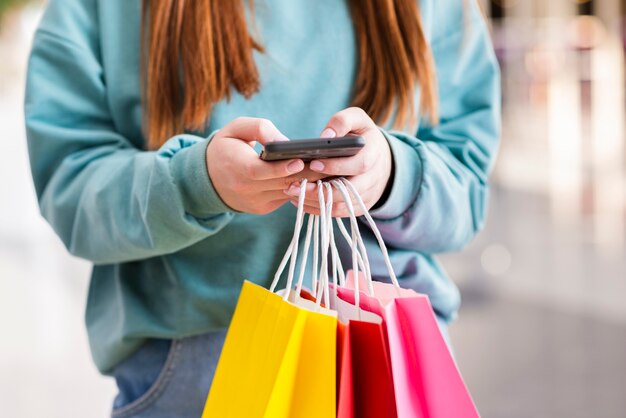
xmin=207 ymin=117 xmax=326 ymax=214
xmin=284 ymin=107 xmax=393 ymax=216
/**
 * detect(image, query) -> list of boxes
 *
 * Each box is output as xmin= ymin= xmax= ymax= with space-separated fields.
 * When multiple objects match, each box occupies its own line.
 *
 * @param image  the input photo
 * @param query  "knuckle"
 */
xmin=347 ymin=106 xmax=368 ymax=120
xmin=231 ymin=116 xmax=249 ymax=128
xmin=283 ymin=176 xmax=296 ymax=188
xmin=329 ymin=114 xmax=349 ymax=133
xmin=287 ymin=173 xmax=304 ymax=183
xmin=256 ymin=119 xmax=275 ymax=139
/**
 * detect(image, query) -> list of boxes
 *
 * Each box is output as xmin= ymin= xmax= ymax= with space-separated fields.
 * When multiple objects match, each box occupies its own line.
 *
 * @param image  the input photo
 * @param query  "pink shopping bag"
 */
xmin=336 ymin=273 xmax=479 ymax=418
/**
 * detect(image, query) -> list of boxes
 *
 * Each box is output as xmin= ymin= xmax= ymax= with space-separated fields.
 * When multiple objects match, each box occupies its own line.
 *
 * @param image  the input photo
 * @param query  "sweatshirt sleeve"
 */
xmin=25 ymin=20 xmax=234 ymax=264
xmin=367 ymin=3 xmax=501 ymax=253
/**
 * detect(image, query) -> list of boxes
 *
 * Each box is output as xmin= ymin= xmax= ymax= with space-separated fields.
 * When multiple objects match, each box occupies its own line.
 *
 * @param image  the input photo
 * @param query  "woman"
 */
xmin=25 ymin=0 xmax=500 ymax=416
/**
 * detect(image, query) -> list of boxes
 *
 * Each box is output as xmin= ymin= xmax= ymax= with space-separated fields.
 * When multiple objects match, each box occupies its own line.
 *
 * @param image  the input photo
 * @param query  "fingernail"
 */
xmin=310 ymin=160 xmax=324 ymax=172
xmin=287 ymin=160 xmax=304 ymax=173
xmin=284 ymin=184 xmax=300 ymax=196
xmin=275 ymin=133 xmax=289 ymax=142
xmin=320 ymin=128 xmax=336 ymax=139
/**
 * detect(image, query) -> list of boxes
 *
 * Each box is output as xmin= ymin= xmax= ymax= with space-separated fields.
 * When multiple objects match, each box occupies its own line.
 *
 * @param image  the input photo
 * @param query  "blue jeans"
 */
xmin=111 ymin=330 xmax=227 ymax=418
xmin=110 ymin=320 xmax=451 ymax=417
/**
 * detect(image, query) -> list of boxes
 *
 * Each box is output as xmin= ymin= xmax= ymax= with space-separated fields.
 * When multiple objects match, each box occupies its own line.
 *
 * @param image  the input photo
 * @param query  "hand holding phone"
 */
xmin=207 ymin=117 xmax=326 ymax=215
xmin=283 ymin=108 xmax=393 ymax=217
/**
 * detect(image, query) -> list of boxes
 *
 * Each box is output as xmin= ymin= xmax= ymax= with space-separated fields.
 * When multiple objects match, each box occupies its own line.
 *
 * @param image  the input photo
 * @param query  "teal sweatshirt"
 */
xmin=25 ymin=0 xmax=500 ymax=373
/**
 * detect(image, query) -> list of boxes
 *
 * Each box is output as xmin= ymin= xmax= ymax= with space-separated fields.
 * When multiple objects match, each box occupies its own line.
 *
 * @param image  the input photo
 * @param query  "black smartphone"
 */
xmin=260 ymin=136 xmax=365 ymax=161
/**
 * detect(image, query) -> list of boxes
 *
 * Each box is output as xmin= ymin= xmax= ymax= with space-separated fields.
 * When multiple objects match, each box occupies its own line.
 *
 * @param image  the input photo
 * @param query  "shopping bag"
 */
xmin=289 ymin=294 xmax=337 ymax=418
xmin=336 ymin=321 xmax=354 ymax=418
xmin=349 ymin=319 xmax=398 ymax=418
xmin=282 ymin=178 xmax=398 ymax=418
xmin=202 ymin=280 xmax=336 ymax=418
xmin=337 ymin=275 xmax=479 ymax=418
xmin=330 ymin=178 xmax=479 ymax=418
xmin=331 ymin=285 xmax=398 ymax=418
xmin=204 ymin=178 xmax=339 ymax=418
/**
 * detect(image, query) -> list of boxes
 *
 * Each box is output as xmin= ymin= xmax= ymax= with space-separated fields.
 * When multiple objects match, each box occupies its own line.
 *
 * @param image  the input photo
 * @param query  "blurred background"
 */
xmin=0 ymin=0 xmax=625 ymax=417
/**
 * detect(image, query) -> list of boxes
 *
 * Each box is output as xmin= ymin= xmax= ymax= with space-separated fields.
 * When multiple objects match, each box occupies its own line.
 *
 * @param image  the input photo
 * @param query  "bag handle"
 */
xmin=270 ymin=178 xmax=336 ymax=306
xmin=328 ymin=179 xmax=370 ymax=310
xmin=294 ymin=213 xmax=315 ymax=299
xmin=313 ymin=180 xmax=331 ymax=306
xmin=337 ymin=178 xmax=400 ymax=289
xmin=333 ymin=216 xmax=367 ymax=282
xmin=270 ymin=179 xmax=308 ymax=299
xmin=331 ymin=180 xmax=374 ymax=291
xmin=325 ymin=183 xmax=345 ymax=289
xmin=270 ymin=176 xmax=401 ymax=303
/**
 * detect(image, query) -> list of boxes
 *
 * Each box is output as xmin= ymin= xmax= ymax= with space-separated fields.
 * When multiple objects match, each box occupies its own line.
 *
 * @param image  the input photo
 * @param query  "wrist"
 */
xmin=369 ymin=130 xmax=424 ymax=220
xmin=169 ymin=133 xmax=233 ymax=217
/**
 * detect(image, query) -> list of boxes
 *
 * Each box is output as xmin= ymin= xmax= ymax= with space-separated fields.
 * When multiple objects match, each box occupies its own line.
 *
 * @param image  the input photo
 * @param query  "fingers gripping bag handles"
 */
xmin=202 ymin=179 xmax=337 ymax=418
xmin=332 ymin=178 xmax=480 ymax=418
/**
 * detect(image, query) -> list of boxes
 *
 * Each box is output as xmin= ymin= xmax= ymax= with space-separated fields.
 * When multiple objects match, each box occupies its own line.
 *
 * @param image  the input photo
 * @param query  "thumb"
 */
xmin=222 ymin=117 xmax=289 ymax=145
xmin=320 ymin=107 xmax=372 ymax=138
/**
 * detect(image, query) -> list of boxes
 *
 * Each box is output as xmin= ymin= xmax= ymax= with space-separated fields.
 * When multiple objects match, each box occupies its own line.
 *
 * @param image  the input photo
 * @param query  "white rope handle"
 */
xmin=332 ymin=179 xmax=375 ymax=296
xmin=270 ymin=178 xmax=334 ymax=306
xmin=340 ymin=178 xmax=400 ymax=289
xmin=333 ymin=181 xmax=371 ymax=284
xmin=326 ymin=184 xmax=344 ymax=290
xmin=327 ymin=179 xmax=366 ymax=309
xmin=270 ymin=179 xmax=308 ymax=299
xmin=313 ymin=181 xmax=334 ymax=307
xmin=331 ymin=223 xmax=346 ymax=287
xmin=312 ymin=215 xmax=319 ymax=298
xmin=334 ymin=217 xmax=367 ymax=278
xmin=295 ymin=213 xmax=315 ymax=297
xmin=314 ymin=181 xmax=327 ymax=304
xmin=321 ymin=182 xmax=334 ymax=306
xmin=269 ymin=176 xmax=399 ymax=306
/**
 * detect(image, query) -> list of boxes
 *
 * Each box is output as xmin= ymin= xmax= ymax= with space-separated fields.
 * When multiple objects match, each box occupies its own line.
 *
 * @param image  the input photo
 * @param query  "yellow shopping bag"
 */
xmin=202 ymin=280 xmax=336 ymax=418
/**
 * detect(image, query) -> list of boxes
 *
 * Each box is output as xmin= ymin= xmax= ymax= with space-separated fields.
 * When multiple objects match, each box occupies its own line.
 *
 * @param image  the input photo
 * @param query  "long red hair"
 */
xmin=142 ymin=0 xmax=438 ymax=149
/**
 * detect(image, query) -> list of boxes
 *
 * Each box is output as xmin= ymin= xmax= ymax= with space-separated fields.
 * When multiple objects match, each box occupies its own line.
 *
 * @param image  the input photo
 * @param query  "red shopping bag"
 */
xmin=332 ymin=290 xmax=397 ymax=418
xmin=350 ymin=320 xmax=397 ymax=418
xmin=336 ymin=322 xmax=354 ymax=418
xmin=337 ymin=274 xmax=479 ymax=418
xmin=297 ymin=287 xmax=396 ymax=418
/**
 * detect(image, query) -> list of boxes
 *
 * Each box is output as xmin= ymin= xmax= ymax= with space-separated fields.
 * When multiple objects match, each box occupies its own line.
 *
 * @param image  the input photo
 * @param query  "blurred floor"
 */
xmin=451 ymin=289 xmax=626 ymax=418
xmin=446 ymin=188 xmax=626 ymax=418
xmin=1 ymin=2 xmax=626 ymax=418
